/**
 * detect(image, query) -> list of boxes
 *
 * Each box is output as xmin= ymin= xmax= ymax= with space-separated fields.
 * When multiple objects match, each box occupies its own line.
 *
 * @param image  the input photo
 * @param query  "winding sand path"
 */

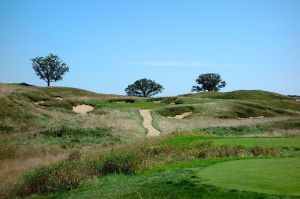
xmin=139 ymin=109 xmax=160 ymax=137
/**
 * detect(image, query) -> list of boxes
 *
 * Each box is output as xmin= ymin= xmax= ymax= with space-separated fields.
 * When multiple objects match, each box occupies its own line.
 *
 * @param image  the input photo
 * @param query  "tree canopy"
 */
xmin=125 ymin=78 xmax=163 ymax=97
xmin=31 ymin=54 xmax=69 ymax=87
xmin=192 ymin=73 xmax=226 ymax=92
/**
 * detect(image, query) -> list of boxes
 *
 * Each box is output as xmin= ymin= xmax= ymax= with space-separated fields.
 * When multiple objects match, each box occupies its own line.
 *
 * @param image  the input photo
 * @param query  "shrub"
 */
xmin=39 ymin=127 xmax=119 ymax=146
xmin=17 ymin=161 xmax=87 ymax=196
xmin=196 ymin=145 xmax=247 ymax=158
xmin=157 ymin=106 xmax=195 ymax=117
xmin=203 ymin=126 xmax=265 ymax=136
xmin=250 ymin=146 xmax=281 ymax=157
xmin=146 ymin=97 xmax=163 ymax=102
xmin=102 ymin=152 xmax=138 ymax=175
xmin=0 ymin=124 xmax=14 ymax=133
xmin=161 ymin=97 xmax=177 ymax=104
xmin=67 ymin=150 xmax=82 ymax=161
xmin=174 ymin=98 xmax=184 ymax=104
xmin=108 ymin=98 xmax=135 ymax=103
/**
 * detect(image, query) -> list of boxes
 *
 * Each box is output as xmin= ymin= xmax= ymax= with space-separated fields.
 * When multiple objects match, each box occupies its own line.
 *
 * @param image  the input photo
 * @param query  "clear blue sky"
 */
xmin=1 ymin=0 xmax=299 ymax=96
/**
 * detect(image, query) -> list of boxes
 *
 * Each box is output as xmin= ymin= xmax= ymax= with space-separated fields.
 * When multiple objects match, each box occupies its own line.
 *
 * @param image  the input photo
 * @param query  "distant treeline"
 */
xmin=288 ymin=95 xmax=300 ymax=98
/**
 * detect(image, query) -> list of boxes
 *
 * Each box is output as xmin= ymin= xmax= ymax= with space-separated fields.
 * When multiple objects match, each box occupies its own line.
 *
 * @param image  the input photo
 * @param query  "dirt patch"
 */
xmin=168 ymin=112 xmax=192 ymax=119
xmin=55 ymin=97 xmax=63 ymax=100
xmin=34 ymin=101 xmax=45 ymax=105
xmin=139 ymin=109 xmax=160 ymax=137
xmin=239 ymin=116 xmax=265 ymax=120
xmin=72 ymin=104 xmax=94 ymax=115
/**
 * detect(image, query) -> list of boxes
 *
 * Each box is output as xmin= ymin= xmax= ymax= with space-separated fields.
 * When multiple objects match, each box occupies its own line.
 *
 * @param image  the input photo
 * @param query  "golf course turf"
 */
xmin=197 ymin=158 xmax=300 ymax=196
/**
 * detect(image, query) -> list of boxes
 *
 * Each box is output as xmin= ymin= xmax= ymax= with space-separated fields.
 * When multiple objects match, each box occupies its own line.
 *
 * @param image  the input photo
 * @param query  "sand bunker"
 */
xmin=34 ymin=101 xmax=45 ymax=105
xmin=139 ymin=109 xmax=160 ymax=137
xmin=239 ymin=116 xmax=265 ymax=120
xmin=72 ymin=104 xmax=94 ymax=115
xmin=168 ymin=112 xmax=192 ymax=119
xmin=55 ymin=97 xmax=64 ymax=100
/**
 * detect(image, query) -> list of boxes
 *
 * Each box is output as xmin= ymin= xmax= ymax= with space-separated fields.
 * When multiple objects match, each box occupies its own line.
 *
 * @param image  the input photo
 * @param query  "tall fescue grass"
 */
xmin=16 ymin=135 xmax=281 ymax=197
xmin=157 ymin=106 xmax=195 ymax=117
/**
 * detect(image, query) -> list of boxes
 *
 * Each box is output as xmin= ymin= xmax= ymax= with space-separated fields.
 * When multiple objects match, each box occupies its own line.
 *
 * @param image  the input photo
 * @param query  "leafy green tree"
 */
xmin=125 ymin=78 xmax=163 ymax=97
xmin=31 ymin=53 xmax=69 ymax=87
xmin=192 ymin=73 xmax=226 ymax=92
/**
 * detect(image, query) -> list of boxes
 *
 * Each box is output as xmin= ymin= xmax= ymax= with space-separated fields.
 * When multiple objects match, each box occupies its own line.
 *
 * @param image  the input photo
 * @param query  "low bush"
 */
xmin=17 ymin=161 xmax=88 ymax=196
xmin=108 ymin=98 xmax=135 ymax=103
xmin=0 ymin=124 xmax=14 ymax=133
xmin=146 ymin=97 xmax=163 ymax=102
xmin=67 ymin=150 xmax=82 ymax=161
xmin=102 ymin=152 xmax=138 ymax=175
xmin=157 ymin=106 xmax=195 ymax=117
xmin=161 ymin=97 xmax=177 ymax=104
xmin=174 ymin=98 xmax=184 ymax=104
xmin=250 ymin=146 xmax=281 ymax=157
xmin=16 ymin=134 xmax=282 ymax=197
xmin=203 ymin=126 xmax=265 ymax=136
xmin=39 ymin=127 xmax=120 ymax=146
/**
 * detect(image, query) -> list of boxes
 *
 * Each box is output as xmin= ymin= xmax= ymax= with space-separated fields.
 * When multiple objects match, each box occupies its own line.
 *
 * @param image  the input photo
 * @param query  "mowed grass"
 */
xmin=86 ymin=98 xmax=166 ymax=109
xmin=160 ymin=134 xmax=300 ymax=149
xmin=27 ymin=159 xmax=272 ymax=199
xmin=198 ymin=158 xmax=300 ymax=196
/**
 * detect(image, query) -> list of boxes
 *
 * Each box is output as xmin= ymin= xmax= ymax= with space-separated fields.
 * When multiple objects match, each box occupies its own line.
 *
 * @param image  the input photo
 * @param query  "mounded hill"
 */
xmin=182 ymin=90 xmax=291 ymax=100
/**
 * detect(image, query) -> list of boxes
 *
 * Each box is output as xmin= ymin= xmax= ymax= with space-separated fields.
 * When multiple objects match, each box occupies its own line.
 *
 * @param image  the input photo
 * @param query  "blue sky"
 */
xmin=0 ymin=0 xmax=299 ymax=96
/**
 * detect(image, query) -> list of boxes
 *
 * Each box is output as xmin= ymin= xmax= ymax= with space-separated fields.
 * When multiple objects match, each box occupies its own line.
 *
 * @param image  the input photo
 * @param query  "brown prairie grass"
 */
xmin=153 ymin=112 xmax=297 ymax=134
xmin=0 ymin=145 xmax=67 ymax=198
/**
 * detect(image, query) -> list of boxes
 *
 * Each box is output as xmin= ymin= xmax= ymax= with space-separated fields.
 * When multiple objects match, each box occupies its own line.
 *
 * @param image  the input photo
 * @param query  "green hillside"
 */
xmin=1 ymin=84 xmax=300 ymax=198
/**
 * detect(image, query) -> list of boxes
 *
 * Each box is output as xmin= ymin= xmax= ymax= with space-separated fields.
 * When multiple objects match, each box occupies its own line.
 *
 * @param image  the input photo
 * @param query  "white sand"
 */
xmin=168 ymin=112 xmax=192 ymax=119
xmin=139 ymin=109 xmax=160 ymax=137
xmin=72 ymin=104 xmax=94 ymax=115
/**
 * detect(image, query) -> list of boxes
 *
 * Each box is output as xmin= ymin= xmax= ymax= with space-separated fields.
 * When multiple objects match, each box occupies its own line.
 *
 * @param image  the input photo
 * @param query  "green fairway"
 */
xmin=198 ymin=158 xmax=300 ymax=196
xmin=86 ymin=98 xmax=166 ymax=109
xmin=161 ymin=135 xmax=300 ymax=148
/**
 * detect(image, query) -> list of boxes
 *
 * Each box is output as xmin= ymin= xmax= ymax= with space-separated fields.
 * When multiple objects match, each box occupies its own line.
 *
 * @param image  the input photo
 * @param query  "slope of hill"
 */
xmin=1 ymin=84 xmax=300 ymax=198
xmin=182 ymin=90 xmax=291 ymax=100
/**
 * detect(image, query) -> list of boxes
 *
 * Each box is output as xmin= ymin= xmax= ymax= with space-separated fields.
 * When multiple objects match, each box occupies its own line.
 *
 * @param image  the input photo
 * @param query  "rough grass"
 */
xmin=156 ymin=106 xmax=195 ymax=117
xmin=25 ymin=158 xmax=298 ymax=199
xmin=0 ymin=124 xmax=14 ymax=133
xmin=202 ymin=119 xmax=300 ymax=136
xmin=184 ymin=90 xmax=291 ymax=100
xmin=16 ymin=133 xmax=287 ymax=197
xmin=0 ymin=144 xmax=18 ymax=159
xmin=37 ymin=127 xmax=121 ymax=146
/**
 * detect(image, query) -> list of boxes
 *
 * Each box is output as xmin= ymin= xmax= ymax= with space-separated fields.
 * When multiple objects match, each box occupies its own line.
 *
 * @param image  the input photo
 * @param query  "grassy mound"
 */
xmin=157 ymin=106 xmax=195 ymax=117
xmin=37 ymin=127 xmax=120 ymax=146
xmin=197 ymin=101 xmax=296 ymax=119
xmin=185 ymin=90 xmax=290 ymax=100
xmin=16 ymin=132 xmax=286 ymax=197
xmin=197 ymin=158 xmax=300 ymax=196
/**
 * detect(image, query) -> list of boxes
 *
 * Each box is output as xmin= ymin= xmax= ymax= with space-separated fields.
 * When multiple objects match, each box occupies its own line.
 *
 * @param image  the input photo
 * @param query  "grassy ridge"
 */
xmin=1 ymin=85 xmax=300 ymax=198
xmin=16 ymin=131 xmax=298 ymax=198
xmin=20 ymin=133 xmax=300 ymax=198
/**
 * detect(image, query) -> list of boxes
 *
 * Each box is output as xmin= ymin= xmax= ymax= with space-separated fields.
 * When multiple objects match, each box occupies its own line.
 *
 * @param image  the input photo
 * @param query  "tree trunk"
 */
xmin=47 ymin=80 xmax=50 ymax=87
